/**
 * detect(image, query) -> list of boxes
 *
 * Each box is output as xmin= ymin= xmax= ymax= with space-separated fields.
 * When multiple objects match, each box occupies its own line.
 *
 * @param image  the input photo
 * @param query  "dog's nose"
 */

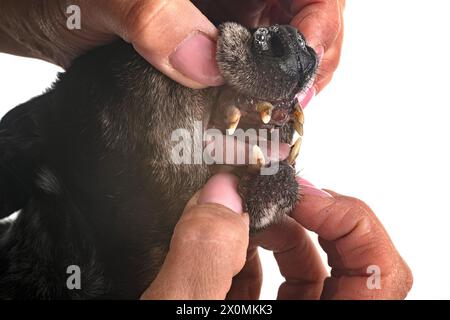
xmin=253 ymin=26 xmax=283 ymax=57
xmin=253 ymin=25 xmax=307 ymax=58
xmin=253 ymin=25 xmax=317 ymax=84
xmin=253 ymin=27 xmax=271 ymax=51
xmin=249 ymin=25 xmax=317 ymax=98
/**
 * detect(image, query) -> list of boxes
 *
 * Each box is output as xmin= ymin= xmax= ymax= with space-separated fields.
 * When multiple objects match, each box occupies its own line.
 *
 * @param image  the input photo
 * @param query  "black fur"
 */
xmin=0 ymin=23 xmax=317 ymax=299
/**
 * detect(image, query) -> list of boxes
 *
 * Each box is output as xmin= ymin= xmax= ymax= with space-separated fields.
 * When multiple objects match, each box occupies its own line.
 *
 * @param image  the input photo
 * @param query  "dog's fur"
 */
xmin=0 ymin=23 xmax=317 ymax=299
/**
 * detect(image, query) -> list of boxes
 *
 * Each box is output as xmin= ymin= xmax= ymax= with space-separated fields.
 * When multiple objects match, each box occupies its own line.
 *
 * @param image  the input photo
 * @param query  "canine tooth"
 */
xmin=261 ymin=112 xmax=271 ymax=124
xmin=293 ymin=103 xmax=305 ymax=136
xmin=288 ymin=137 xmax=302 ymax=165
xmin=294 ymin=102 xmax=305 ymax=124
xmin=226 ymin=125 xmax=238 ymax=135
xmin=291 ymin=131 xmax=301 ymax=146
xmin=251 ymin=145 xmax=265 ymax=167
xmin=294 ymin=121 xmax=304 ymax=136
xmin=256 ymin=102 xmax=273 ymax=124
xmin=226 ymin=106 xmax=241 ymax=135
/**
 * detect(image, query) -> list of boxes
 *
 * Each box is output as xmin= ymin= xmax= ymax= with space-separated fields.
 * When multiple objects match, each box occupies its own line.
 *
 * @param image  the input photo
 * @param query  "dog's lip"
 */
xmin=239 ymin=94 xmax=296 ymax=106
xmin=294 ymin=77 xmax=315 ymax=104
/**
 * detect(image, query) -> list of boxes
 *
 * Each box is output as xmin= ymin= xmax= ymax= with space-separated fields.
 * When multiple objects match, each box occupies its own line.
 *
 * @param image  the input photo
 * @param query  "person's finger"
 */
xmin=197 ymin=173 xmax=244 ymax=214
xmin=313 ymin=26 xmax=344 ymax=93
xmin=141 ymin=173 xmax=249 ymax=300
xmin=252 ymin=216 xmax=327 ymax=300
xmin=291 ymin=0 xmax=344 ymax=52
xmin=226 ymin=247 xmax=263 ymax=300
xmin=196 ymin=173 xmax=261 ymax=300
xmin=290 ymin=0 xmax=345 ymax=94
xmin=193 ymin=0 xmax=271 ymax=28
xmin=293 ymin=178 xmax=413 ymax=299
xmin=99 ymin=0 xmax=224 ymax=89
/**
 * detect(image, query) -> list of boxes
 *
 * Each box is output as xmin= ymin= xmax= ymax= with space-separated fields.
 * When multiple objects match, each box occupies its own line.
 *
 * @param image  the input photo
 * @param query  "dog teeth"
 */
xmin=250 ymin=145 xmax=265 ymax=168
xmin=226 ymin=106 xmax=241 ymax=135
xmin=288 ymin=137 xmax=302 ymax=165
xmin=226 ymin=125 xmax=238 ymax=136
xmin=256 ymin=102 xmax=273 ymax=124
xmin=293 ymin=103 xmax=304 ymax=136
xmin=260 ymin=112 xmax=271 ymax=124
xmin=294 ymin=122 xmax=303 ymax=137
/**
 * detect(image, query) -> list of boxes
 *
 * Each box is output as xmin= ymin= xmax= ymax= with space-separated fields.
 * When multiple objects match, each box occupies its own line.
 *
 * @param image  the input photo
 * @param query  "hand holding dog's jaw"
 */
xmin=245 ymin=181 xmax=413 ymax=300
xmin=142 ymin=176 xmax=413 ymax=300
xmin=141 ymin=173 xmax=250 ymax=300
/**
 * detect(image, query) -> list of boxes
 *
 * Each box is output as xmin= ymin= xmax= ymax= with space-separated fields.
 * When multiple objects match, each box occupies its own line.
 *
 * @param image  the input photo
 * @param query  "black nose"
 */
xmin=251 ymin=25 xmax=318 ymax=98
xmin=253 ymin=25 xmax=308 ymax=58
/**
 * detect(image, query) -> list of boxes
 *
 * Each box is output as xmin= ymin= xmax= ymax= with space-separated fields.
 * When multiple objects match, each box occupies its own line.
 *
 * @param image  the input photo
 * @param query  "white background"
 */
xmin=1 ymin=0 xmax=449 ymax=299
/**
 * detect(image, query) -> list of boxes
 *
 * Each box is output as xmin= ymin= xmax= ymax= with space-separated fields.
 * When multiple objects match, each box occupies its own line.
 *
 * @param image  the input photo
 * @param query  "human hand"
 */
xmin=140 ymin=173 xmax=249 ymax=300
xmin=227 ymin=178 xmax=413 ymax=300
xmin=0 ymin=0 xmax=223 ymax=88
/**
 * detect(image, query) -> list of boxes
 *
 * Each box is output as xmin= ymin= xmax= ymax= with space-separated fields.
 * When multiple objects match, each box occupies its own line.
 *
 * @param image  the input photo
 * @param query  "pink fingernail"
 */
xmin=296 ymin=86 xmax=316 ymax=110
xmin=170 ymin=33 xmax=224 ymax=87
xmin=298 ymin=178 xmax=333 ymax=198
xmin=315 ymin=45 xmax=325 ymax=65
xmin=198 ymin=173 xmax=243 ymax=213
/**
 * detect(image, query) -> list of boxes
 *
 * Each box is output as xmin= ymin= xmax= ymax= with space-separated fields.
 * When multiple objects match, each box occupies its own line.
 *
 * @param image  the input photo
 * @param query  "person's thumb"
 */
xmin=141 ymin=173 xmax=249 ymax=300
xmin=107 ymin=0 xmax=224 ymax=88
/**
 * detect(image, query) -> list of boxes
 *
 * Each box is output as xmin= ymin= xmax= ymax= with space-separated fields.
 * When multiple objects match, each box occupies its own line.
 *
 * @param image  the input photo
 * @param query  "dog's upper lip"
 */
xmin=242 ymin=95 xmax=295 ymax=106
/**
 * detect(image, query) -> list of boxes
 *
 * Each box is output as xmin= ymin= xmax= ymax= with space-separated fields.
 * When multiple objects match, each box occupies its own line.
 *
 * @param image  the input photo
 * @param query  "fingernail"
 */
xmin=170 ymin=33 xmax=224 ymax=87
xmin=315 ymin=45 xmax=325 ymax=65
xmin=198 ymin=173 xmax=243 ymax=213
xmin=296 ymin=86 xmax=316 ymax=110
xmin=298 ymin=178 xmax=333 ymax=198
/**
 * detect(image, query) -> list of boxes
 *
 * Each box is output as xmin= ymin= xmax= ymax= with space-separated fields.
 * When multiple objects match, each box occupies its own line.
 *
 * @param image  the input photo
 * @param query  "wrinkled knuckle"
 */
xmin=121 ymin=0 xmax=163 ymax=41
xmin=342 ymin=197 xmax=373 ymax=217
xmin=334 ymin=197 xmax=376 ymax=235
xmin=178 ymin=205 xmax=248 ymax=244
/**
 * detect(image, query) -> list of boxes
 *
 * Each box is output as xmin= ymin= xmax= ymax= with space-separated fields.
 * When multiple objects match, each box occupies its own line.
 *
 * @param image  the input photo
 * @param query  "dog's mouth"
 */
xmin=207 ymin=84 xmax=309 ymax=169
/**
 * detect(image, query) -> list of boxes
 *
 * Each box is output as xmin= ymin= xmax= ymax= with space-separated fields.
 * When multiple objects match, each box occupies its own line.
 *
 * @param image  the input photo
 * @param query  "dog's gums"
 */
xmin=0 ymin=23 xmax=317 ymax=298
xmin=211 ymin=87 xmax=306 ymax=164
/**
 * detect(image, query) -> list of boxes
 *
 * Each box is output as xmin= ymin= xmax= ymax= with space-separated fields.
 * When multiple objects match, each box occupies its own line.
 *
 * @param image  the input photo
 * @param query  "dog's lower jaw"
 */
xmin=238 ymin=162 xmax=300 ymax=232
